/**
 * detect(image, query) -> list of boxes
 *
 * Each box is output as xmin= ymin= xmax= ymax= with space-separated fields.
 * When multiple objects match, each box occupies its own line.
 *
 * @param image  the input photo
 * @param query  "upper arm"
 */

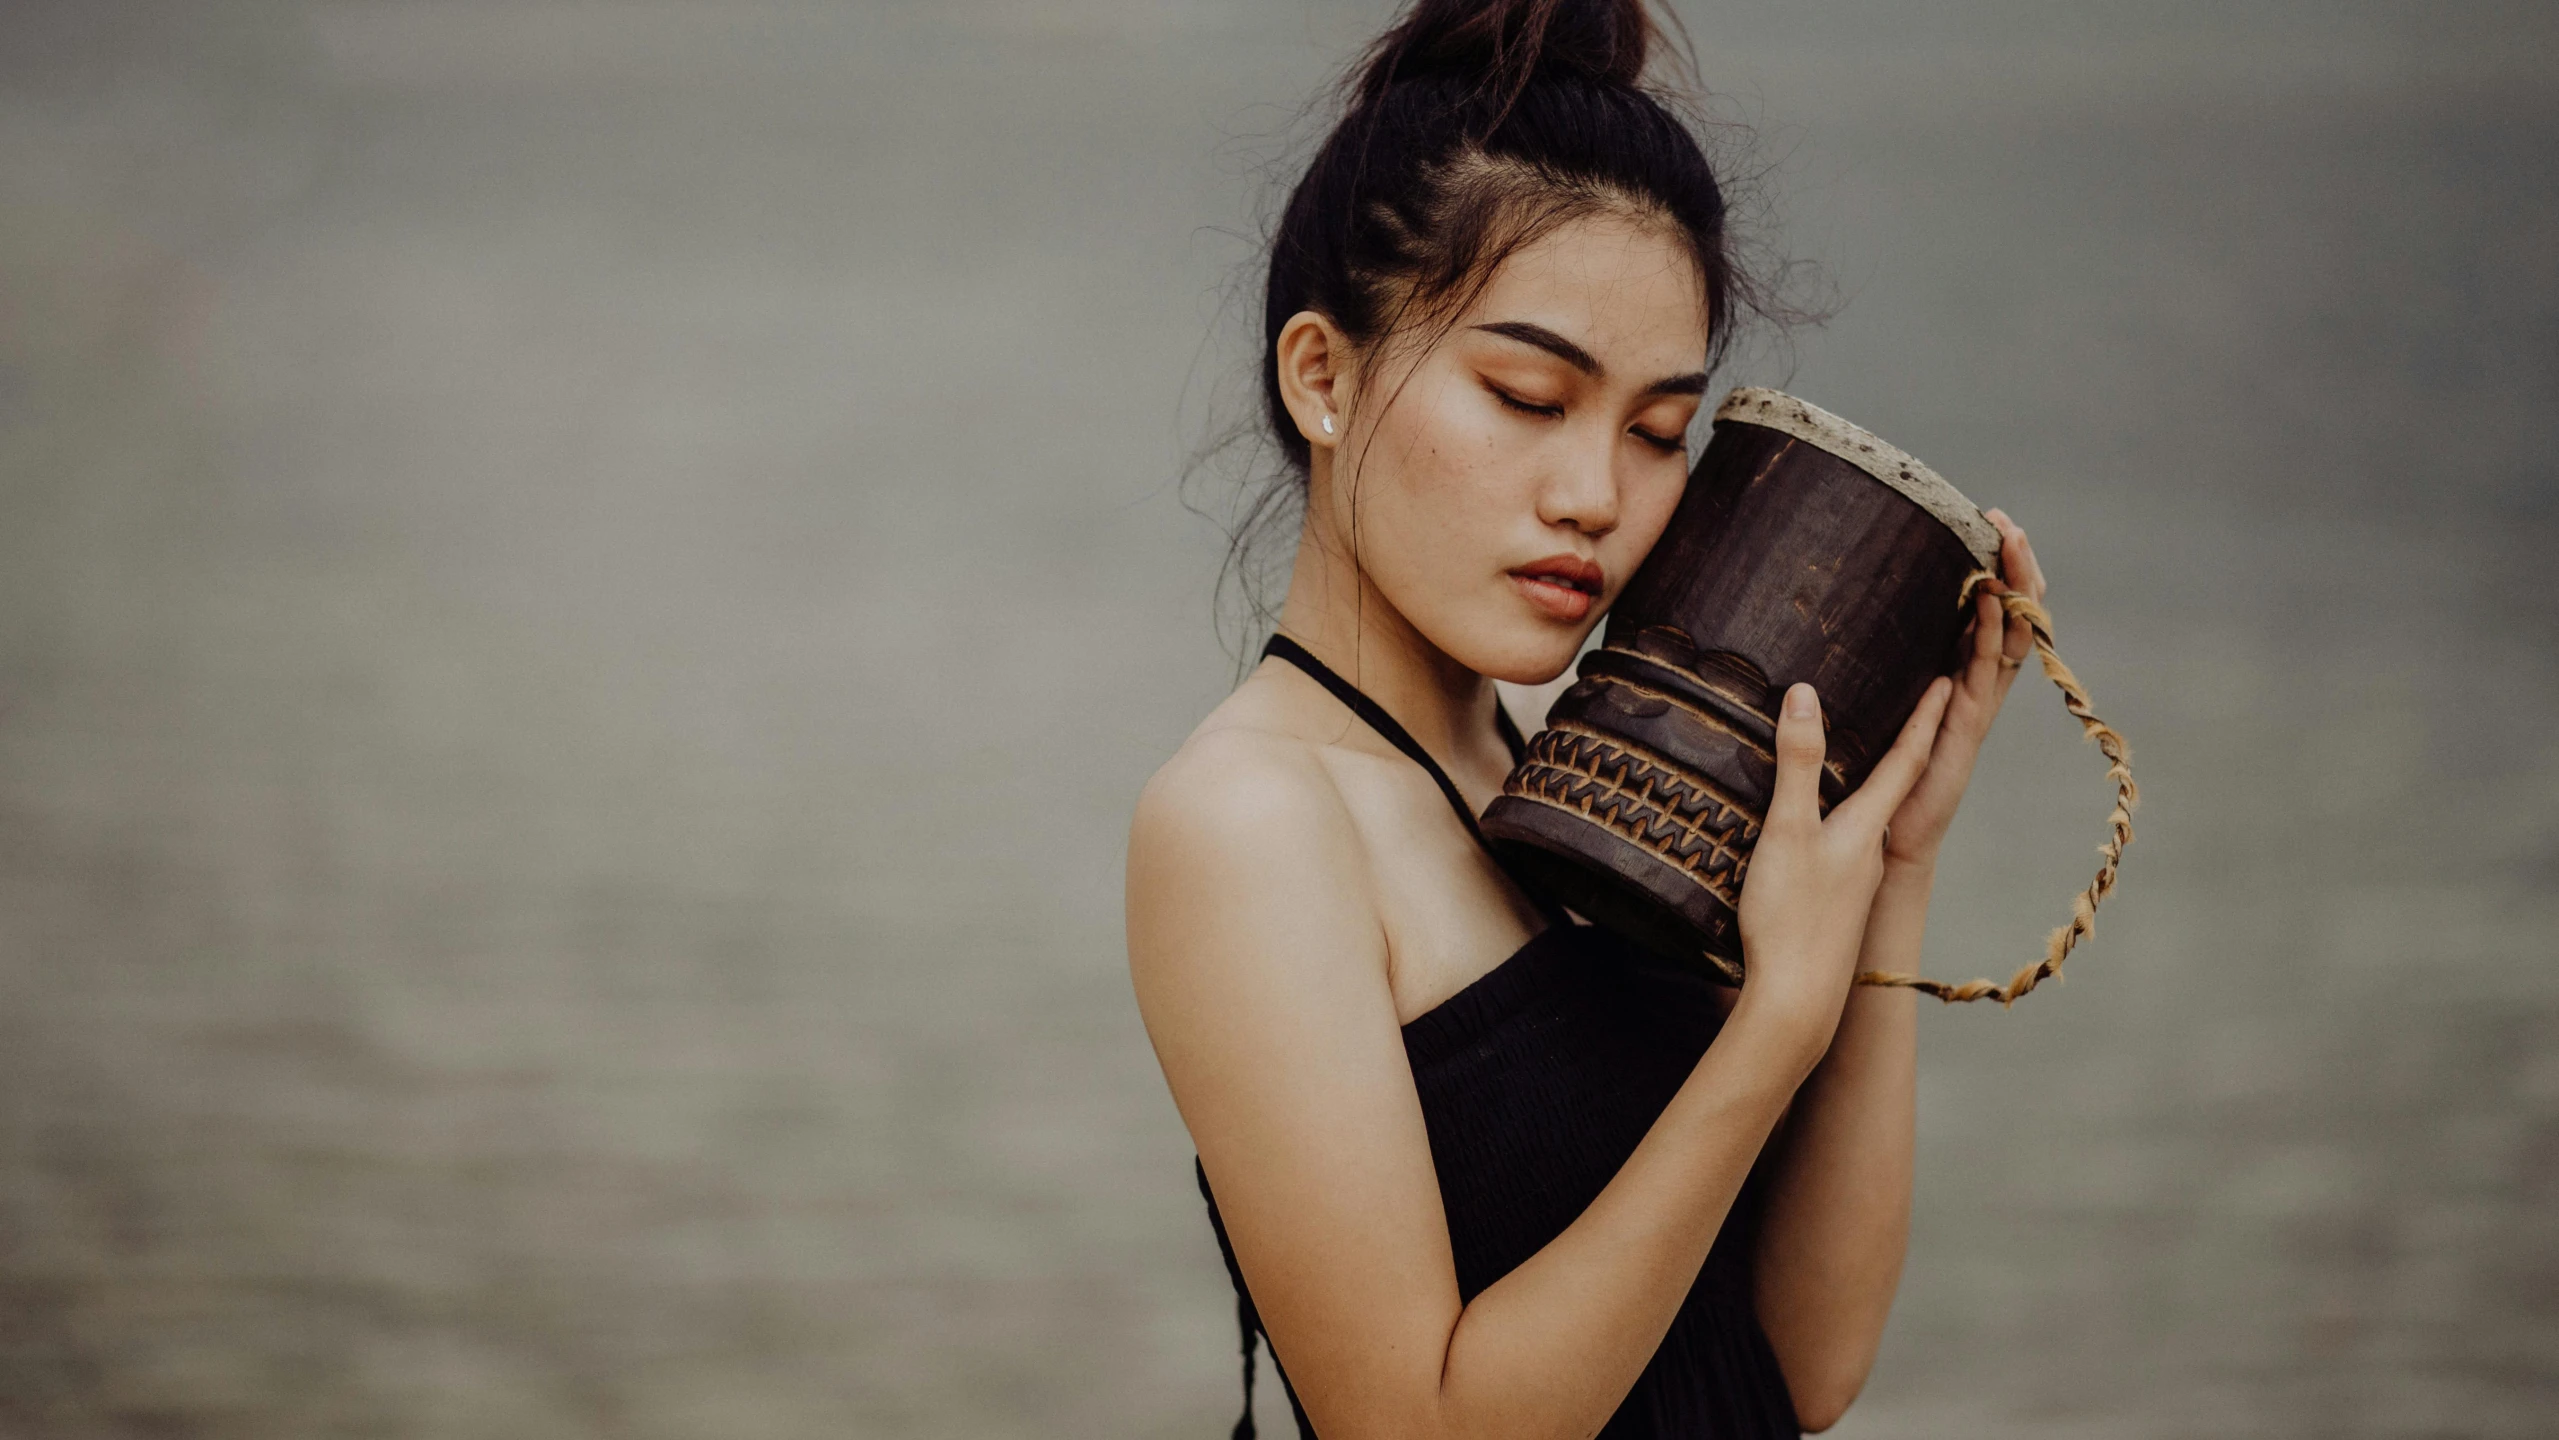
xmin=1126 ymin=736 xmax=1462 ymax=1438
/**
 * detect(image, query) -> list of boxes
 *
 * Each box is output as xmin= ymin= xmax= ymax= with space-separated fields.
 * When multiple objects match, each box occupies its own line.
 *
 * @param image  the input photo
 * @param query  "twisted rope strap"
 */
xmin=1853 ymin=573 xmax=2140 ymax=1006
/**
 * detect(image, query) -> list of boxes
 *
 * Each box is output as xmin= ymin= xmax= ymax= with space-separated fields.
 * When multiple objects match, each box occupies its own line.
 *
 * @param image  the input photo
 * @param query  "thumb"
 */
xmin=1768 ymin=682 xmax=1827 ymax=827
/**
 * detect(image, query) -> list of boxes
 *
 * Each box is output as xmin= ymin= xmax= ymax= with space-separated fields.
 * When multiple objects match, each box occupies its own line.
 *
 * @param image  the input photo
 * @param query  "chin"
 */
xmin=1460 ymin=623 xmax=1593 ymax=687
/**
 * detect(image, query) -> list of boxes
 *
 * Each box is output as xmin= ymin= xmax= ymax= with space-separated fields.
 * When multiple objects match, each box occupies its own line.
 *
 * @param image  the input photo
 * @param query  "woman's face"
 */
xmin=1313 ymin=213 xmax=1710 ymax=685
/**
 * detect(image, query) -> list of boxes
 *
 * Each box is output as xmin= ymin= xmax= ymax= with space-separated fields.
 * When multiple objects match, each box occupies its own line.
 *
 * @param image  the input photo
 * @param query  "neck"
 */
xmin=1271 ymin=513 xmax=1501 ymax=770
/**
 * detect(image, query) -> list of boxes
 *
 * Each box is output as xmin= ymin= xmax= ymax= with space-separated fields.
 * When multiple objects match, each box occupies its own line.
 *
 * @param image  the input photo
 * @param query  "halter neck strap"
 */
xmin=1260 ymin=633 xmax=1486 ymax=836
xmin=1260 ymin=633 xmax=1563 ymax=926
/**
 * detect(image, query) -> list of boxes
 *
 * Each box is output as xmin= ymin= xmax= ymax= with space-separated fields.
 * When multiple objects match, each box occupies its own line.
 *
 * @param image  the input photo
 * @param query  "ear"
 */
xmin=1273 ymin=310 xmax=1355 ymax=451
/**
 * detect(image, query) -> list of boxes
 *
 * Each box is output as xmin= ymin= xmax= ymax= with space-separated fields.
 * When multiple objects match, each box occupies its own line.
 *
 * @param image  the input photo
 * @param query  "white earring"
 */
xmin=1320 ymin=413 xmax=1335 ymax=435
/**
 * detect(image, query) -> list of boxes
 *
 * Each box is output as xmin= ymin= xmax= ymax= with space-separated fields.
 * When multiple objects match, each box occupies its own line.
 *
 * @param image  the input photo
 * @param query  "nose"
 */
xmin=1535 ymin=429 xmax=1624 ymax=538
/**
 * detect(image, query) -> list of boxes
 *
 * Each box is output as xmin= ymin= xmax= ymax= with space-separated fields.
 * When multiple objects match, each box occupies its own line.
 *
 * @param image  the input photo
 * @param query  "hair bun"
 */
xmin=1353 ymin=0 xmax=1661 ymax=113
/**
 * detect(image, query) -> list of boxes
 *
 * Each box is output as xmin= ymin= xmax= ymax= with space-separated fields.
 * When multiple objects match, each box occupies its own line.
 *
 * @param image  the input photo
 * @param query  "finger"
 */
xmin=1767 ymin=682 xmax=1828 ymax=830
xmin=2001 ymin=602 xmax=2034 ymax=668
xmin=1992 ymin=632 xmax=2029 ymax=703
xmin=1954 ymin=590 xmax=2008 ymax=711
xmin=1970 ymin=589 xmax=2005 ymax=671
xmin=1983 ymin=523 xmax=2037 ymax=669
xmin=2010 ymin=521 xmax=2049 ymax=602
xmin=1834 ymin=676 xmax=1953 ymax=830
xmin=1991 ymin=512 xmax=2027 ymax=594
xmin=1987 ymin=508 xmax=2047 ymax=602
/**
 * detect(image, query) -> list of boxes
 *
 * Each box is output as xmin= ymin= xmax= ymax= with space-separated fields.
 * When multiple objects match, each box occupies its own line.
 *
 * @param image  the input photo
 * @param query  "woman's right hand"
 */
xmin=1735 ymin=678 xmax=1953 ymax=1041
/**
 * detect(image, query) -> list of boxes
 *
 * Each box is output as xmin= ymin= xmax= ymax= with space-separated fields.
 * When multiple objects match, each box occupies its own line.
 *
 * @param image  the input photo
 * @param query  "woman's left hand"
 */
xmin=1880 ymin=508 xmax=2047 ymax=868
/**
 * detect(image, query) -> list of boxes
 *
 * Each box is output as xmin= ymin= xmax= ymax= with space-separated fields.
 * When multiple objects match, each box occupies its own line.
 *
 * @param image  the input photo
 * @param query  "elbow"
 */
xmin=1789 ymin=1375 xmax=1865 ymax=1435
xmin=1796 ymin=1399 xmax=1849 ymax=1435
xmin=1781 ymin=1347 xmax=1875 ymax=1435
xmin=1768 ymin=1308 xmax=1885 ymax=1432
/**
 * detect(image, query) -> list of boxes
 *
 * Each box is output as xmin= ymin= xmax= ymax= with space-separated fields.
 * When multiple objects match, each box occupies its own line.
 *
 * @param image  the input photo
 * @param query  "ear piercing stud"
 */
xmin=1320 ymin=413 xmax=1335 ymax=435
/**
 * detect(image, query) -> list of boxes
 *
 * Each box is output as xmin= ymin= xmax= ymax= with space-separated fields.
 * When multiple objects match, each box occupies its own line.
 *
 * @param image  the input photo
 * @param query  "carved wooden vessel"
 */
xmin=1481 ymin=388 xmax=2003 ymax=983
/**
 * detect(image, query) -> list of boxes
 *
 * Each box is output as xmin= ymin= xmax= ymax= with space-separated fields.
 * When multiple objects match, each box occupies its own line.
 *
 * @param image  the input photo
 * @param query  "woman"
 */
xmin=1126 ymin=2 xmax=2048 ymax=1435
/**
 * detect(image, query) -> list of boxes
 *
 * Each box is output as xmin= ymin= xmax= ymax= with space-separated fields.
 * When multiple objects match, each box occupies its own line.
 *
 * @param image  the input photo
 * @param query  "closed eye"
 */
xmin=1490 ymin=379 xmax=1686 ymax=454
xmin=1485 ymin=382 xmax=1562 ymax=419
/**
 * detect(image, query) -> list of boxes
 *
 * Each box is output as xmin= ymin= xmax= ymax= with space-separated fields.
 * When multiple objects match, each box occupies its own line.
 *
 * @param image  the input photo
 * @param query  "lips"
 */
xmin=1509 ymin=553 xmax=1604 ymax=623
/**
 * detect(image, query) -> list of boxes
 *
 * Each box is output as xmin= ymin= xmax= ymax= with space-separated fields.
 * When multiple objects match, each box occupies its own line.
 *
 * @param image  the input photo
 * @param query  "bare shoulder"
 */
xmin=1127 ymin=704 xmax=1374 ymax=946
xmin=1125 ymin=684 xmax=1393 ymax=1057
xmin=1136 ymin=706 xmax=1350 ymax=847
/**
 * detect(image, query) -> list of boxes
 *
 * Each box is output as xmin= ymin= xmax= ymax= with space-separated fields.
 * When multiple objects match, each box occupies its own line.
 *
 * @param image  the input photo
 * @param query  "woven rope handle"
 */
xmin=1852 ymin=573 xmax=2140 ymax=1005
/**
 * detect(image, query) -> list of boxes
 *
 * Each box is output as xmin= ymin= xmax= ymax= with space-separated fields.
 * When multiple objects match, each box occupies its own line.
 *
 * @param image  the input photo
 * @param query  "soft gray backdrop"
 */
xmin=2 ymin=2 xmax=2553 ymax=1436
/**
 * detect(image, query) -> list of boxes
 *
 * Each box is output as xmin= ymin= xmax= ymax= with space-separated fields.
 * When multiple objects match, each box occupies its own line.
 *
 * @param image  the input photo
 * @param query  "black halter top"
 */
xmin=1195 ymin=635 xmax=1800 ymax=1439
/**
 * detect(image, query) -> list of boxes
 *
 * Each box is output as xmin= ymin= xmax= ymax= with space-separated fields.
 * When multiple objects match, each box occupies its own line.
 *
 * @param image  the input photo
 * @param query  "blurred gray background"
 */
xmin=2 ymin=2 xmax=2554 ymax=1436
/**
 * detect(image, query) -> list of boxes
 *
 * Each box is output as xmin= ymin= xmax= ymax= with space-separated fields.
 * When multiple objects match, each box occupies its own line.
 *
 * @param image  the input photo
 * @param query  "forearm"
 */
xmin=1751 ymin=861 xmax=1930 ymax=1429
xmin=1424 ymin=993 xmax=1834 ymax=1440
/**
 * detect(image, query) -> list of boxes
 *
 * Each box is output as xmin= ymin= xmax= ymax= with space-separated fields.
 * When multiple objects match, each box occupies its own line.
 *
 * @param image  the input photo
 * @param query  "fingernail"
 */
xmin=1784 ymin=683 xmax=1818 ymax=719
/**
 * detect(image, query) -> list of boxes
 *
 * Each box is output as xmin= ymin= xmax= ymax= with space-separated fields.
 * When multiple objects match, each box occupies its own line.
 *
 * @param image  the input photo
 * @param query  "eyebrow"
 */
xmin=1471 ymin=320 xmax=1711 ymax=398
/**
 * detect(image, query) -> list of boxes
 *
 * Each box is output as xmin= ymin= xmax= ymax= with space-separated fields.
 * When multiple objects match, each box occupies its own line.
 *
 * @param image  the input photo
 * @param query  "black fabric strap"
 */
xmin=1262 ymin=633 xmax=1493 ymax=845
xmin=1231 ymin=1290 xmax=1259 ymax=1440
xmin=1260 ymin=633 xmax=1565 ymax=929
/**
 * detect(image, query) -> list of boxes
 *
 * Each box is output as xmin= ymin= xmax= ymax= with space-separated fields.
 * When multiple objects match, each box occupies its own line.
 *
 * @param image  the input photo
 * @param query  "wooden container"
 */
xmin=1481 ymin=388 xmax=2002 ymax=983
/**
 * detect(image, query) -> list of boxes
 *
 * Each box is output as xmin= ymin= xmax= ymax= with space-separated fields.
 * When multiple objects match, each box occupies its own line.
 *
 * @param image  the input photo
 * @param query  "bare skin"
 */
xmin=1127 ymin=210 xmax=2048 ymax=1439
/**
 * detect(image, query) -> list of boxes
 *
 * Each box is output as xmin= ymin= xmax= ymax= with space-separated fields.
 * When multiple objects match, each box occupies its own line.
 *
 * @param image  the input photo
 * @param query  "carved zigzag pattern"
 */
xmin=1502 ymin=725 xmax=1762 ymax=910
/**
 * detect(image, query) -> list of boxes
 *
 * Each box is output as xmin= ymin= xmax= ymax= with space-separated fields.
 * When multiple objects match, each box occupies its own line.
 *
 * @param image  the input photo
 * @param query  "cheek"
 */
xmin=1361 ymin=379 xmax=1516 ymax=535
xmin=1606 ymin=471 xmax=1690 ymax=582
xmin=1384 ymin=377 xmax=1506 ymax=485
